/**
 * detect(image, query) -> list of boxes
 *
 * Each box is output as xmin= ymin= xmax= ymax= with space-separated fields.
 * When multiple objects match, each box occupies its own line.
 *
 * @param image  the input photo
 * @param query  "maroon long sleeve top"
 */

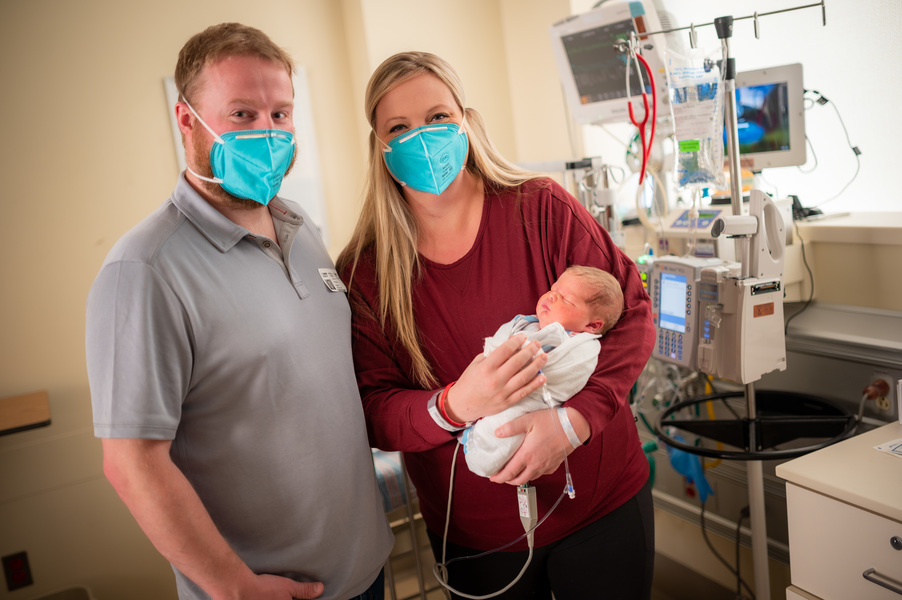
xmin=346 ymin=179 xmax=655 ymax=550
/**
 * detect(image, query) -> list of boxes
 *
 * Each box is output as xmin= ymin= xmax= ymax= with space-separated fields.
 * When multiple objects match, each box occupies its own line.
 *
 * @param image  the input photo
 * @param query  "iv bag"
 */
xmin=665 ymin=46 xmax=726 ymax=190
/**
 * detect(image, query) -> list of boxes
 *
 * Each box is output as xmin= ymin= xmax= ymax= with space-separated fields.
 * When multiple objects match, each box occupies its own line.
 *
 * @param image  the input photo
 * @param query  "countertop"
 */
xmin=776 ymin=422 xmax=902 ymax=523
xmin=795 ymin=212 xmax=902 ymax=246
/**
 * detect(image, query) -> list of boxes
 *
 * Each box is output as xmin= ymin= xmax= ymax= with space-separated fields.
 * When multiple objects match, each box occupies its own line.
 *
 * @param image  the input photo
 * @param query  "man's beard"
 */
xmin=191 ymin=129 xmax=296 ymax=210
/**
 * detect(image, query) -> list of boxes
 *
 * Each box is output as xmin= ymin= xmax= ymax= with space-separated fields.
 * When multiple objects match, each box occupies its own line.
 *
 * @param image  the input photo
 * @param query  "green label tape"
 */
xmin=679 ymin=140 xmax=701 ymax=152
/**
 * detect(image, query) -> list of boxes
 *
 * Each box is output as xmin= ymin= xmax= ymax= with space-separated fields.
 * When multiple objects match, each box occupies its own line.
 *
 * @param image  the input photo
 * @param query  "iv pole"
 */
xmin=718 ymin=16 xmax=773 ymax=600
xmin=641 ymin=4 xmax=827 ymax=600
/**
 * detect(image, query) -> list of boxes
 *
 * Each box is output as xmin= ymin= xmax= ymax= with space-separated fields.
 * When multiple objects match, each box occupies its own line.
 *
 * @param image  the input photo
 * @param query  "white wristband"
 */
xmin=427 ymin=389 xmax=467 ymax=432
xmin=556 ymin=407 xmax=581 ymax=449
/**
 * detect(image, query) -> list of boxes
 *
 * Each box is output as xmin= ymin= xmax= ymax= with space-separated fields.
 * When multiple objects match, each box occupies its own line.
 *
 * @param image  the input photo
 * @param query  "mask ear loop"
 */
xmin=373 ymin=131 xmax=407 ymax=189
xmin=451 ymin=110 xmax=470 ymax=181
xmin=183 ymin=101 xmax=225 ymax=184
xmin=183 ymin=101 xmax=225 ymax=144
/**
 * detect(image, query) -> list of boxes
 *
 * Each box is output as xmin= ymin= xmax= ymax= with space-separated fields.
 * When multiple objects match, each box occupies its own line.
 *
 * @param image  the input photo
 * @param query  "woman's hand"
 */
xmin=444 ymin=335 xmax=548 ymax=425
xmin=489 ymin=407 xmax=590 ymax=486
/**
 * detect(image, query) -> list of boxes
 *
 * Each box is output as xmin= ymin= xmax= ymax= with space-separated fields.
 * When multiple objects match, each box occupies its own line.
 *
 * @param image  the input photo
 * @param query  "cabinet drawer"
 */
xmin=786 ymin=585 xmax=822 ymax=600
xmin=787 ymin=484 xmax=902 ymax=599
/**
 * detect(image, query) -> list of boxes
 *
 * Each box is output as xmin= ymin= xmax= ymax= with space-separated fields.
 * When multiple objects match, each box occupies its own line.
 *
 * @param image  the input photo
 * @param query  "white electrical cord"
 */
xmin=434 ymin=402 xmax=574 ymax=599
xmin=855 ymin=392 xmax=869 ymax=428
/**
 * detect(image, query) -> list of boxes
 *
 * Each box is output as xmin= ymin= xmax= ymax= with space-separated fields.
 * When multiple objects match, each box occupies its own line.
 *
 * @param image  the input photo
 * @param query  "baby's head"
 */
xmin=535 ymin=266 xmax=624 ymax=335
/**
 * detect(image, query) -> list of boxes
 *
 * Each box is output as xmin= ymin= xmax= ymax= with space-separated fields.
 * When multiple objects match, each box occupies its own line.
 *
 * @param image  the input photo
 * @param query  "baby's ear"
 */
xmin=585 ymin=319 xmax=605 ymax=335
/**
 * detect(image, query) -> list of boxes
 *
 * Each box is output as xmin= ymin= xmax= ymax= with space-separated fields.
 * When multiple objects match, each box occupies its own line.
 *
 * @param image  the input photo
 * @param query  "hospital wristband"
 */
xmin=439 ymin=381 xmax=467 ymax=428
xmin=556 ymin=407 xmax=582 ymax=449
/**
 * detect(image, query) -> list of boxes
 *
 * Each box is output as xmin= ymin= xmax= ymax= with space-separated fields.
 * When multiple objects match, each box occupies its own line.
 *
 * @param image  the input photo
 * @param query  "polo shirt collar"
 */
xmin=170 ymin=172 xmax=298 ymax=253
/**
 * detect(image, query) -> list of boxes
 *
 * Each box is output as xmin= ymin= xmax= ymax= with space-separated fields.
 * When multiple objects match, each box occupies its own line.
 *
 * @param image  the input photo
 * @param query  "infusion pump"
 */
xmin=650 ymin=255 xmax=787 ymax=383
xmin=650 ymin=256 xmax=722 ymax=369
xmin=648 ymin=190 xmax=788 ymax=384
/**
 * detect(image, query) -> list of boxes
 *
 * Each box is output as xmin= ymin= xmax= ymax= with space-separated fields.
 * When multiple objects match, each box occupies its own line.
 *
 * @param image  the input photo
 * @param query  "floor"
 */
xmin=384 ymin=512 xmax=735 ymax=600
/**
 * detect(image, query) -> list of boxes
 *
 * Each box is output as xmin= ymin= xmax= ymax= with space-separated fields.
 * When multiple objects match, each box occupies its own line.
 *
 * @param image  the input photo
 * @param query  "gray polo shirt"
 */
xmin=86 ymin=174 xmax=392 ymax=600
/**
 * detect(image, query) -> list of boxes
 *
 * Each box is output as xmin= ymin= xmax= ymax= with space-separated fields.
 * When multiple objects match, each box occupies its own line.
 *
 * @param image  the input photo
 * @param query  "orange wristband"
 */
xmin=438 ymin=381 xmax=465 ymax=428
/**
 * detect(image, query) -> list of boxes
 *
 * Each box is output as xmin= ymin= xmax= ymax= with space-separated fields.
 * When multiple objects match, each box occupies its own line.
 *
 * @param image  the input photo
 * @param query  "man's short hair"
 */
xmin=175 ymin=22 xmax=294 ymax=104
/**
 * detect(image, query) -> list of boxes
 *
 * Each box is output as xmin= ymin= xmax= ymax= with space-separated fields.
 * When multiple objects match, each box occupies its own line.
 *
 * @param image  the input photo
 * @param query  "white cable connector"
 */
xmin=517 ymin=484 xmax=538 ymax=548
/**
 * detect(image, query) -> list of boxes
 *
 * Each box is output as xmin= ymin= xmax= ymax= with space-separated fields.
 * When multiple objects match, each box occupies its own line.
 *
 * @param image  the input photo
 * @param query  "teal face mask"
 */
xmin=381 ymin=122 xmax=468 ymax=195
xmin=185 ymin=102 xmax=295 ymax=206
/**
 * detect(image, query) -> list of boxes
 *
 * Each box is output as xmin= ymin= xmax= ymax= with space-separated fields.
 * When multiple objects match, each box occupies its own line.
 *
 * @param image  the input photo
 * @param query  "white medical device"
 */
xmin=651 ymin=190 xmax=787 ymax=384
xmin=549 ymin=0 xmax=672 ymax=125
xmin=650 ymin=255 xmax=722 ymax=369
xmin=657 ymin=206 xmax=735 ymax=259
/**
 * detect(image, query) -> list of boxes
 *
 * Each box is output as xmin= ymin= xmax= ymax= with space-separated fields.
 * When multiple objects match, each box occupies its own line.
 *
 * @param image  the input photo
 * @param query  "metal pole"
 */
xmin=745 ymin=383 xmax=771 ymax=600
xmin=400 ymin=455 xmax=427 ymax=600
xmin=717 ymin=14 xmax=769 ymax=599
xmin=636 ymin=1 xmax=826 ymax=39
xmin=717 ymin=20 xmax=749 ymax=277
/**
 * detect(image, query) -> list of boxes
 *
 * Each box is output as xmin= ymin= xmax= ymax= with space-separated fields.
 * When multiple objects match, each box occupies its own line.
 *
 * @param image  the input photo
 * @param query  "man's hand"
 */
xmin=102 ymin=438 xmax=326 ymax=600
xmin=239 ymin=574 xmax=323 ymax=600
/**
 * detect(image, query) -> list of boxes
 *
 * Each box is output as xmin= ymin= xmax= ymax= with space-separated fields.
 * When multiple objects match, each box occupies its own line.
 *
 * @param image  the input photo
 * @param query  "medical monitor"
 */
xmin=729 ymin=63 xmax=807 ymax=171
xmin=550 ymin=0 xmax=670 ymax=125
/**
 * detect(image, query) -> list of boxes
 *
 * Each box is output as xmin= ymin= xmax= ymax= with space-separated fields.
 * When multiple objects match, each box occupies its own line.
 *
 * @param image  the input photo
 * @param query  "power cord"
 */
xmin=802 ymin=89 xmax=862 ymax=208
xmin=735 ymin=506 xmax=750 ymax=600
xmin=783 ymin=216 xmax=815 ymax=334
xmin=699 ymin=502 xmax=756 ymax=600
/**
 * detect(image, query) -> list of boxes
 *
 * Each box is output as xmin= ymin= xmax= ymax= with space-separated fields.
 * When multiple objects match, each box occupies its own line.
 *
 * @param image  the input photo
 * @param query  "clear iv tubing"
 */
xmin=434 ymin=384 xmax=575 ymax=599
xmin=633 ymin=165 xmax=668 ymax=234
xmin=541 ymin=381 xmax=575 ymax=499
xmin=684 ymin=190 xmax=700 ymax=257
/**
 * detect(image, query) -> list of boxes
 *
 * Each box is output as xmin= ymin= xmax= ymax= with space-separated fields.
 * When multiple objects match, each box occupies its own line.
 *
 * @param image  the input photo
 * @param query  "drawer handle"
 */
xmin=863 ymin=568 xmax=902 ymax=596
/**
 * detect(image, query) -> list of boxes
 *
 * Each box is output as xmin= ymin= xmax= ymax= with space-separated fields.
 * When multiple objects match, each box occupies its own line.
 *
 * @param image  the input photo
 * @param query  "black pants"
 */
xmin=427 ymin=475 xmax=655 ymax=600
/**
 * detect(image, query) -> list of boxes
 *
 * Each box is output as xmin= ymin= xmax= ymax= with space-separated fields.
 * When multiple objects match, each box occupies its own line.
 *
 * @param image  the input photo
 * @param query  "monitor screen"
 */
xmin=728 ymin=63 xmax=806 ymax=171
xmin=560 ymin=18 xmax=645 ymax=105
xmin=550 ymin=0 xmax=670 ymax=125
xmin=736 ymin=82 xmax=791 ymax=153
xmin=659 ymin=272 xmax=688 ymax=333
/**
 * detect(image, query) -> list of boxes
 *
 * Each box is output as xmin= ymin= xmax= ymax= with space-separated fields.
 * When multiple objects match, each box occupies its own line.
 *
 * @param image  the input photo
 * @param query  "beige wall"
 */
xmin=0 ymin=1 xmax=572 ymax=598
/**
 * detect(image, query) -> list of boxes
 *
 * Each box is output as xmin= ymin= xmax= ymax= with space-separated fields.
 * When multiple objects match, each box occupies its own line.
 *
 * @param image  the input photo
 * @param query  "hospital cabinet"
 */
xmin=794 ymin=212 xmax=902 ymax=313
xmin=776 ymin=422 xmax=902 ymax=600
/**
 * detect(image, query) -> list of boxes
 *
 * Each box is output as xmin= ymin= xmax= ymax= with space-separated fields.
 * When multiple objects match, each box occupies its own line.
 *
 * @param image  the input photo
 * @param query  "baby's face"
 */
xmin=536 ymin=272 xmax=594 ymax=332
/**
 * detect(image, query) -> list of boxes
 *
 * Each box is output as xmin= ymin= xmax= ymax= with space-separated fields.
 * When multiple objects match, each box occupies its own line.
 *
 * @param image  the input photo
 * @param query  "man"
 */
xmin=86 ymin=23 xmax=393 ymax=600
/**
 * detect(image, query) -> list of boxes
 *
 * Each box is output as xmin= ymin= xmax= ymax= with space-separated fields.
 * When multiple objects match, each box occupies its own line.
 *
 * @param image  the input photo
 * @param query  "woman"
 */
xmin=337 ymin=51 xmax=656 ymax=599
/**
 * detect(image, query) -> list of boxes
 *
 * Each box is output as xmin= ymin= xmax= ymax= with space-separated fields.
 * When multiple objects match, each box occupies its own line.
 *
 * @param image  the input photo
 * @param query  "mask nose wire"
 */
xmin=373 ymin=112 xmax=469 ymax=151
xmin=184 ymin=100 xmax=225 ymax=145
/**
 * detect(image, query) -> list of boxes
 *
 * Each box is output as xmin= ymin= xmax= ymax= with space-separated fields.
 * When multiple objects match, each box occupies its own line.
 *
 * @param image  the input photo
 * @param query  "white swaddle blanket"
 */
xmin=462 ymin=315 xmax=601 ymax=477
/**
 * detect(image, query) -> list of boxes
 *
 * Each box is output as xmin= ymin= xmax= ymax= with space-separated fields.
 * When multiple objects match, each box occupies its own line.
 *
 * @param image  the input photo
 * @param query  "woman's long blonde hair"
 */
xmin=337 ymin=51 xmax=543 ymax=389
